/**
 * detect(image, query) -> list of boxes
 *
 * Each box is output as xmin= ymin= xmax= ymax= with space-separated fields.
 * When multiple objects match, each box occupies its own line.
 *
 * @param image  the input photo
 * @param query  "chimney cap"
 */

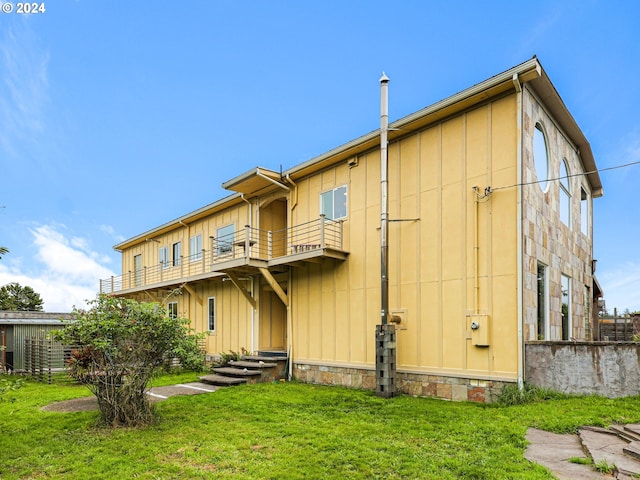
xmin=380 ymin=72 xmax=390 ymax=83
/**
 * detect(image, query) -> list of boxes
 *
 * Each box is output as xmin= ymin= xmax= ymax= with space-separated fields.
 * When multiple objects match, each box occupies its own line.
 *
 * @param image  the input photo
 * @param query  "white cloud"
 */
xmin=0 ymin=224 xmax=116 ymax=312
xmin=99 ymin=224 xmax=126 ymax=243
xmin=598 ymin=262 xmax=640 ymax=313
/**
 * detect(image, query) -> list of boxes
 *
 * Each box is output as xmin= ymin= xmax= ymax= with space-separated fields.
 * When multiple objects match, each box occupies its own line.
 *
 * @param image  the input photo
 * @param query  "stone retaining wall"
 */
xmin=525 ymin=341 xmax=640 ymax=398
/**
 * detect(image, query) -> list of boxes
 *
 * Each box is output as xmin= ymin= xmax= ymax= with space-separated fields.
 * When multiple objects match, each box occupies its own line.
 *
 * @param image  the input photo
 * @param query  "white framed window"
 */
xmin=561 ymin=274 xmax=571 ymax=340
xmin=159 ymin=246 xmax=169 ymax=269
xmin=559 ymin=159 xmax=571 ymax=226
xmin=537 ymin=263 xmax=548 ymax=340
xmin=172 ymin=241 xmax=182 ymax=266
xmin=207 ymin=297 xmax=216 ymax=332
xmin=320 ymin=185 xmax=347 ymax=220
xmin=167 ymin=301 xmax=178 ymax=319
xmin=134 ymin=254 xmax=142 ymax=286
xmin=190 ymin=234 xmax=203 ymax=261
xmin=581 ymin=187 xmax=589 ymax=236
xmin=533 ymin=123 xmax=549 ymax=192
xmin=216 ymin=224 xmax=234 ymax=256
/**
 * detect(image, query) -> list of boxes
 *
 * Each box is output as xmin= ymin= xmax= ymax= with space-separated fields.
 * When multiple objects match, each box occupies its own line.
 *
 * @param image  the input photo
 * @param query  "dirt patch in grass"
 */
xmin=41 ymin=396 xmax=99 ymax=413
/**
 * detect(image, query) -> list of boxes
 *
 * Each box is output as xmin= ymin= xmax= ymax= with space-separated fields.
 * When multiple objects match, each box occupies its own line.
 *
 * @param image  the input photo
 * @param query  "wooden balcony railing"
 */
xmin=100 ymin=216 xmax=344 ymax=294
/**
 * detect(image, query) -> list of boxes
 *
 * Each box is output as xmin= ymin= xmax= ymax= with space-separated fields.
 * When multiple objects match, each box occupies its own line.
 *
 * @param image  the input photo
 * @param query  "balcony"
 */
xmin=100 ymin=216 xmax=348 ymax=295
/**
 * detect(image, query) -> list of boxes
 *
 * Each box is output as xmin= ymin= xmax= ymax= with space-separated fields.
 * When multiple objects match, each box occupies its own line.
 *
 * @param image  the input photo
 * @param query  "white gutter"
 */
xmin=513 ymin=73 xmax=525 ymax=390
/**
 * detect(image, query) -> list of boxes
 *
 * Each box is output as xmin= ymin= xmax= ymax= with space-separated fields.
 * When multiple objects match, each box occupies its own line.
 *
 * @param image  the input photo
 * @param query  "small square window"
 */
xmin=320 ymin=185 xmax=347 ymax=220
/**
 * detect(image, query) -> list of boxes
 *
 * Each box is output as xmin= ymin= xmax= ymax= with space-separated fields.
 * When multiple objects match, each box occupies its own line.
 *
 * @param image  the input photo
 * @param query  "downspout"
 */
xmin=285 ymin=174 xmax=297 ymax=380
xmin=474 ymin=189 xmax=480 ymax=315
xmin=285 ymin=174 xmax=298 ymax=211
xmin=513 ymin=73 xmax=524 ymax=390
xmin=241 ymin=194 xmax=255 ymax=353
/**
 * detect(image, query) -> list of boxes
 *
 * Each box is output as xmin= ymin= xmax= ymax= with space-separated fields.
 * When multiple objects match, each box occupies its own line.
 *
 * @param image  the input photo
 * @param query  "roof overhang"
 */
xmin=527 ymin=67 xmax=603 ymax=197
xmin=283 ymin=57 xmax=603 ymax=198
xmin=114 ymin=193 xmax=244 ymax=251
xmin=222 ymin=167 xmax=289 ymax=197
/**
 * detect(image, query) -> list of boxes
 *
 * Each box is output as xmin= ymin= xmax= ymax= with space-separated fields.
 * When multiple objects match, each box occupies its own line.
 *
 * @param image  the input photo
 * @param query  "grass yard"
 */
xmin=2 ymin=373 xmax=640 ymax=479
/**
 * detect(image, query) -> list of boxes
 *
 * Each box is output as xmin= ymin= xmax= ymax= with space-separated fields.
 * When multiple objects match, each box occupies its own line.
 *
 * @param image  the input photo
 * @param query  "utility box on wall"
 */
xmin=468 ymin=314 xmax=490 ymax=347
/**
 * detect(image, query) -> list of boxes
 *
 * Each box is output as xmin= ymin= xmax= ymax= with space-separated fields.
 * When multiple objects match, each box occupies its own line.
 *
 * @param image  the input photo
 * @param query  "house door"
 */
xmin=259 ymin=288 xmax=286 ymax=352
xmin=259 ymin=199 xmax=287 ymax=259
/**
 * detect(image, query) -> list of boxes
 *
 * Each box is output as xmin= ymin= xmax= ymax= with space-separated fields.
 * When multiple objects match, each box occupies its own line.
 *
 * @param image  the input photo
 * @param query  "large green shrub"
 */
xmin=53 ymin=295 xmax=204 ymax=426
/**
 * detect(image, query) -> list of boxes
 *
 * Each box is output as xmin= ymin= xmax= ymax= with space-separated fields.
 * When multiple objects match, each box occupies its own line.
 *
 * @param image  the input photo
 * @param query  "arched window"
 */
xmin=533 ymin=123 xmax=549 ymax=191
xmin=559 ymin=159 xmax=571 ymax=226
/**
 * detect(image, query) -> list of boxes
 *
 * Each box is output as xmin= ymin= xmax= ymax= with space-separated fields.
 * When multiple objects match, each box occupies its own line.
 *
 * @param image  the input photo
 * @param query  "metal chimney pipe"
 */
xmin=380 ymin=72 xmax=390 ymax=325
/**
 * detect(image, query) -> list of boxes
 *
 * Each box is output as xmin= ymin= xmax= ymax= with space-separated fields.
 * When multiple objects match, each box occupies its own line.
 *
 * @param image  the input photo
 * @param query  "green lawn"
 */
xmin=2 ymin=373 xmax=640 ymax=479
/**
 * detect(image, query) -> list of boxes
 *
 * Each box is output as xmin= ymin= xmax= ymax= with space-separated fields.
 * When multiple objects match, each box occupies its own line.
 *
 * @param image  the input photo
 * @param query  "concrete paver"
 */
xmin=579 ymin=428 xmax=640 ymax=476
xmin=525 ymin=428 xmax=605 ymax=480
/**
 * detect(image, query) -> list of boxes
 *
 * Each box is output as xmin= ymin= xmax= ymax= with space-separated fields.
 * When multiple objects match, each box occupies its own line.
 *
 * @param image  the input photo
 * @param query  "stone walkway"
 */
xmin=525 ymin=426 xmax=640 ymax=479
xmin=41 ymin=382 xmax=219 ymax=412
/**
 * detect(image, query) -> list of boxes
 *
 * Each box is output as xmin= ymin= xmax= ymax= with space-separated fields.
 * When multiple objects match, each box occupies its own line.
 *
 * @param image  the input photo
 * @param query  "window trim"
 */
xmin=581 ymin=186 xmax=590 ymax=236
xmin=320 ymin=185 xmax=348 ymax=220
xmin=207 ymin=297 xmax=216 ymax=332
xmin=215 ymin=224 xmax=235 ymax=256
xmin=533 ymin=123 xmax=550 ymax=193
xmin=537 ymin=262 xmax=549 ymax=340
xmin=172 ymin=241 xmax=182 ymax=267
xmin=159 ymin=246 xmax=169 ymax=270
xmin=190 ymin=234 xmax=203 ymax=262
xmin=559 ymin=159 xmax=571 ymax=227
xmin=167 ymin=301 xmax=178 ymax=319
xmin=561 ymin=274 xmax=572 ymax=341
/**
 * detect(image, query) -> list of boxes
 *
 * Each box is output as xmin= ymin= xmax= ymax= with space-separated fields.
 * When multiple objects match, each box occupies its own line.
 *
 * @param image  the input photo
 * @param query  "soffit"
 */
xmin=222 ymin=167 xmax=287 ymax=197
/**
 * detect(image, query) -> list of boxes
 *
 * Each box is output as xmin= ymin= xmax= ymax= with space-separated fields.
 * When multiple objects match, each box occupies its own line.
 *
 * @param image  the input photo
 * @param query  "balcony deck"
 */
xmin=100 ymin=216 xmax=347 ymax=295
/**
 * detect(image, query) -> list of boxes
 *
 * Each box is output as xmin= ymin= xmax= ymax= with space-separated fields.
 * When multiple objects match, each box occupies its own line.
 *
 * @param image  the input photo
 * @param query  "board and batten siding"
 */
xmin=290 ymin=94 xmax=519 ymax=381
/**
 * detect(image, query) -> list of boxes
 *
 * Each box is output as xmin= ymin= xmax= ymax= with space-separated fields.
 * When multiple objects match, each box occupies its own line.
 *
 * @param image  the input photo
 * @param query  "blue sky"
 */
xmin=1 ymin=1 xmax=639 ymax=312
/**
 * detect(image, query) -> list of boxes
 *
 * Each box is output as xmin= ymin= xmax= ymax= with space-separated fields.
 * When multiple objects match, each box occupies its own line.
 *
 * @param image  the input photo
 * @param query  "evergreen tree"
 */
xmin=0 ymin=283 xmax=44 ymax=311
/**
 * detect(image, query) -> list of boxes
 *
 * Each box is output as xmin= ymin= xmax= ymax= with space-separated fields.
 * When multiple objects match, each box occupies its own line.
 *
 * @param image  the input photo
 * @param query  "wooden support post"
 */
xmin=182 ymin=283 xmax=203 ymax=306
xmin=258 ymin=267 xmax=288 ymax=307
xmin=226 ymin=273 xmax=256 ymax=309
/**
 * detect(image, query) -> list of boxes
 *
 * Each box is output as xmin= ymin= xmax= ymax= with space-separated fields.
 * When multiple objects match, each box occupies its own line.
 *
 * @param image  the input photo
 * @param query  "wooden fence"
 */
xmin=598 ymin=313 xmax=640 ymax=341
xmin=23 ymin=337 xmax=75 ymax=384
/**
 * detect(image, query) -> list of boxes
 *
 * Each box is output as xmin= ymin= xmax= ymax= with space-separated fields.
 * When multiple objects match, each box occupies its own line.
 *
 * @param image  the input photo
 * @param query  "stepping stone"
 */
xmin=579 ymin=427 xmax=640 ymax=476
xmin=243 ymin=355 xmax=287 ymax=362
xmin=623 ymin=441 xmax=640 ymax=461
xmin=611 ymin=425 xmax=640 ymax=443
xmin=229 ymin=360 xmax=277 ymax=369
xmin=212 ymin=367 xmax=262 ymax=377
xmin=199 ymin=374 xmax=247 ymax=386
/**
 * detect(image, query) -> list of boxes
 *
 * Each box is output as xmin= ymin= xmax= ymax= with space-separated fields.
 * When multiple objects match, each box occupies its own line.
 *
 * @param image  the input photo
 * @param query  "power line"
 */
xmin=489 ymin=160 xmax=640 ymax=193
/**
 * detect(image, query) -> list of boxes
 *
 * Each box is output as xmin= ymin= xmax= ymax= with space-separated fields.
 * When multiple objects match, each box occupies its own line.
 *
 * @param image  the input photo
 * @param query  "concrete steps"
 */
xmin=577 ymin=424 xmax=640 ymax=477
xmin=199 ymin=353 xmax=287 ymax=387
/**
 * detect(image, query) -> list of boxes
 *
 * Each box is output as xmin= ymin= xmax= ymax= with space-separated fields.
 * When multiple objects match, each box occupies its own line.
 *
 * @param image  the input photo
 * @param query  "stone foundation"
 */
xmin=293 ymin=363 xmax=511 ymax=403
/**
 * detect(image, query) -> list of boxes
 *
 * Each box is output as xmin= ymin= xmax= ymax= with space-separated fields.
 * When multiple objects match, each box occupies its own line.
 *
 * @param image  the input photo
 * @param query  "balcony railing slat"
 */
xmin=100 ymin=215 xmax=345 ymax=293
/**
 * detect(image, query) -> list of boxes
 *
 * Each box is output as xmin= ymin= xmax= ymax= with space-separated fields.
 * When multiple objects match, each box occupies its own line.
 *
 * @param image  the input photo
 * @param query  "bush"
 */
xmin=497 ymin=383 xmax=566 ymax=406
xmin=52 ymin=295 xmax=204 ymax=427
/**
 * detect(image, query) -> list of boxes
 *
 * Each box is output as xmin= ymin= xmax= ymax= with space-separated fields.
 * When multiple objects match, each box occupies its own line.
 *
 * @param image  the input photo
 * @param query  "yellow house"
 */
xmin=101 ymin=57 xmax=602 ymax=402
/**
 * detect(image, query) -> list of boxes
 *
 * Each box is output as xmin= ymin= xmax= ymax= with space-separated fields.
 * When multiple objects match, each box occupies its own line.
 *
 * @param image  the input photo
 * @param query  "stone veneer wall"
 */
xmin=521 ymin=86 xmax=594 ymax=342
xmin=294 ymin=363 xmax=510 ymax=403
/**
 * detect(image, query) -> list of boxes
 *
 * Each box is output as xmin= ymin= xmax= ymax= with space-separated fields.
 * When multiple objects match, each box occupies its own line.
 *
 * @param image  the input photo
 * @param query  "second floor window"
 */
xmin=190 ymin=234 xmax=203 ymax=261
xmin=559 ymin=159 xmax=571 ymax=227
xmin=320 ymin=185 xmax=347 ymax=220
xmin=173 ymin=241 xmax=182 ymax=266
xmin=216 ymin=224 xmax=235 ymax=255
xmin=159 ymin=246 xmax=169 ymax=269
